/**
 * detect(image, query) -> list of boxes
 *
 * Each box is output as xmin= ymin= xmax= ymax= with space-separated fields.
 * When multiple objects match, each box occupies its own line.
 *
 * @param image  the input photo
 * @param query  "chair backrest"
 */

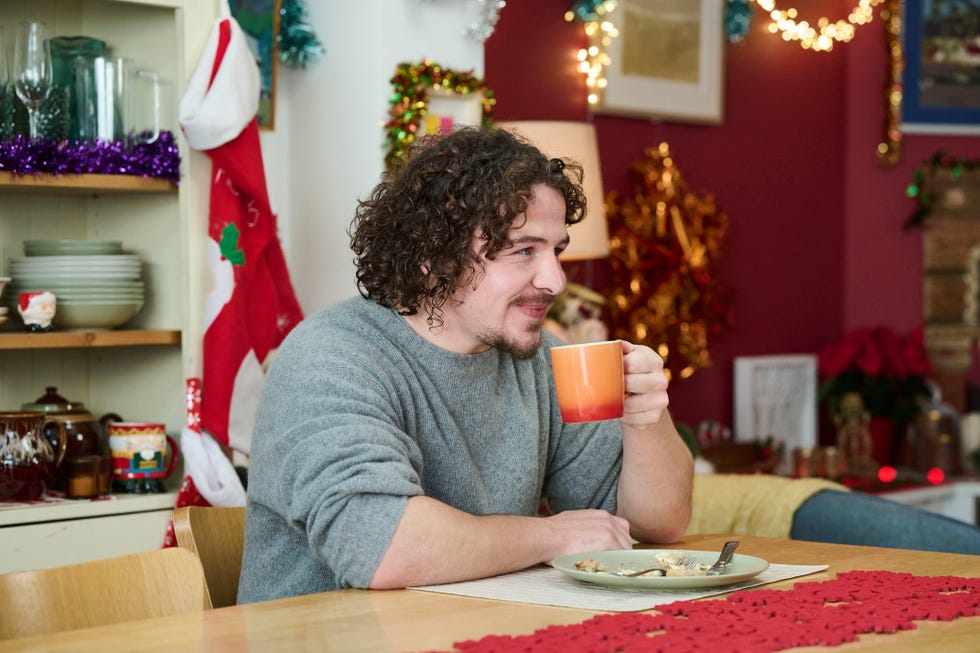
xmin=0 ymin=547 xmax=208 ymax=639
xmin=172 ymin=505 xmax=246 ymax=609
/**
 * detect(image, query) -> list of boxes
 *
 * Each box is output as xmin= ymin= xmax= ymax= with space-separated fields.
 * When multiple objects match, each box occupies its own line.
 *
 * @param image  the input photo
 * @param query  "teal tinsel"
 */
xmin=568 ymin=0 xmax=606 ymax=22
xmin=725 ymin=0 xmax=754 ymax=43
xmin=278 ymin=0 xmax=324 ymax=69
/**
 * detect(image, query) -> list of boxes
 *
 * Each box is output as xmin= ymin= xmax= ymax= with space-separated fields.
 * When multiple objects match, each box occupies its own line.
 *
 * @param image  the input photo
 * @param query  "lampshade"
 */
xmin=498 ymin=121 xmax=610 ymax=260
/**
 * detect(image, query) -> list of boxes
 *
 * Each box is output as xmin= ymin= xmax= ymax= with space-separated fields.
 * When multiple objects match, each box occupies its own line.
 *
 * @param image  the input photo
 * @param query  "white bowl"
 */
xmin=53 ymin=301 xmax=143 ymax=330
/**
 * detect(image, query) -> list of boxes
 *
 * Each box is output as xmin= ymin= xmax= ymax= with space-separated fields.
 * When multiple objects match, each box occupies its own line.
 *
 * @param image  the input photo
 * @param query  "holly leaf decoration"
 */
xmin=219 ymin=223 xmax=245 ymax=267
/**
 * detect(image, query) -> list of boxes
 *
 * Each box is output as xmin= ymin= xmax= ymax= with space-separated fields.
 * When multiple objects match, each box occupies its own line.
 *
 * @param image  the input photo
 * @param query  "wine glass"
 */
xmin=0 ymin=25 xmax=7 ymax=138
xmin=0 ymin=27 xmax=11 ymax=138
xmin=13 ymin=21 xmax=52 ymax=139
xmin=0 ymin=27 xmax=8 ymax=92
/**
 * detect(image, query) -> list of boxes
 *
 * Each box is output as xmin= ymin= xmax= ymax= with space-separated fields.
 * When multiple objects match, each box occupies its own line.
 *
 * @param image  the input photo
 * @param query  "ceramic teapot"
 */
xmin=0 ymin=412 xmax=67 ymax=500
xmin=21 ymin=387 xmax=122 ymax=492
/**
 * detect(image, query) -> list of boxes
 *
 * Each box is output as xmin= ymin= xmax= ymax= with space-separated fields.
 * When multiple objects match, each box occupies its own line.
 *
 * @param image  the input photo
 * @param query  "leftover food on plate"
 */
xmin=552 ymin=549 xmax=770 ymax=590
xmin=575 ymin=552 xmax=708 ymax=577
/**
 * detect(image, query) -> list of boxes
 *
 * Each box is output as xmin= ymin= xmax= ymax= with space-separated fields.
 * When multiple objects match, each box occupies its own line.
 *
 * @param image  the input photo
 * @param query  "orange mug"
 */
xmin=550 ymin=340 xmax=625 ymax=423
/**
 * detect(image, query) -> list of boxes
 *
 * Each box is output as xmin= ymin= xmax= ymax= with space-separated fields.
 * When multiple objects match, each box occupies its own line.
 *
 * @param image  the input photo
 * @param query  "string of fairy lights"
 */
xmin=569 ymin=0 xmax=887 ymax=107
xmin=756 ymin=0 xmax=883 ymax=52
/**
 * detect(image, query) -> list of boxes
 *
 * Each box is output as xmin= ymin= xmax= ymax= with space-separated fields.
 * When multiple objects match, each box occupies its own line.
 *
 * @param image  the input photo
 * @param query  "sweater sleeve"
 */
xmin=246 ymin=320 xmax=425 ymax=590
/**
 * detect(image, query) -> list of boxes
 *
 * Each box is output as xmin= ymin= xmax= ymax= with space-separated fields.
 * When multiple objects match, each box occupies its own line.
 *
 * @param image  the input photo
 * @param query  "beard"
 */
xmin=479 ymin=293 xmax=553 ymax=360
xmin=484 ymin=324 xmax=544 ymax=360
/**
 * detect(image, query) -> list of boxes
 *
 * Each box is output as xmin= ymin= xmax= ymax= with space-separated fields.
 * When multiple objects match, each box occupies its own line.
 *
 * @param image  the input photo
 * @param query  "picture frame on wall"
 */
xmin=229 ymin=0 xmax=281 ymax=130
xmin=383 ymin=60 xmax=495 ymax=169
xmin=901 ymin=0 xmax=980 ymax=135
xmin=591 ymin=0 xmax=724 ymax=124
xmin=424 ymin=89 xmax=485 ymax=137
xmin=733 ymin=354 xmax=818 ymax=475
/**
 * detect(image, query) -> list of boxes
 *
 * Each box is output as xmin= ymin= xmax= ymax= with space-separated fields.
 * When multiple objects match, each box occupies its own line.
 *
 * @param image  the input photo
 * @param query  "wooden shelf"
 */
xmin=0 ymin=171 xmax=176 ymax=194
xmin=0 ymin=330 xmax=180 ymax=350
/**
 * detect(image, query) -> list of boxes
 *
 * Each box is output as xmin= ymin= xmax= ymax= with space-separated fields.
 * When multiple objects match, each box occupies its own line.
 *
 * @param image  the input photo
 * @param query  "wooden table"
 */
xmin=1 ymin=534 xmax=977 ymax=652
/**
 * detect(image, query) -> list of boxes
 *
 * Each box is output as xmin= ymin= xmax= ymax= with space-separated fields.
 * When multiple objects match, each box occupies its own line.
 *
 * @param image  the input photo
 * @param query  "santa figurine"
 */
xmin=18 ymin=291 xmax=56 ymax=332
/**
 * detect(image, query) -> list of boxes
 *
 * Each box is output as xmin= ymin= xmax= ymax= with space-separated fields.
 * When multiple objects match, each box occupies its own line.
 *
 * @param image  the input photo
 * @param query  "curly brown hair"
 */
xmin=350 ymin=126 xmax=587 ymax=324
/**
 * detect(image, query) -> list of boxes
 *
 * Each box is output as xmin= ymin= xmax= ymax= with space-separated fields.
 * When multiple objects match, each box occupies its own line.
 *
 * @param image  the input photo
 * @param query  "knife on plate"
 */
xmin=705 ymin=540 xmax=740 ymax=576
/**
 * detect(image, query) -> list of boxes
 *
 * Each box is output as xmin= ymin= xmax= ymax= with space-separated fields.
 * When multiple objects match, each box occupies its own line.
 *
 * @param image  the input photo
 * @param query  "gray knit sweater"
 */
xmin=237 ymin=296 xmax=623 ymax=603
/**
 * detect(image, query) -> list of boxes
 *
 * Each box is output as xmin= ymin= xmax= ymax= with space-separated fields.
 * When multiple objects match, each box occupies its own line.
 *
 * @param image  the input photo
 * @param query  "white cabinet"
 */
xmin=880 ymin=481 xmax=980 ymax=525
xmin=0 ymin=493 xmax=178 ymax=573
xmin=0 ymin=0 xmax=218 ymax=570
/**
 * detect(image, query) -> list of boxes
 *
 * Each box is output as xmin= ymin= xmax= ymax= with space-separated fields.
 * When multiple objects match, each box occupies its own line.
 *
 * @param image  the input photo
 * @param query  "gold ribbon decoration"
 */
xmin=603 ymin=142 xmax=733 ymax=381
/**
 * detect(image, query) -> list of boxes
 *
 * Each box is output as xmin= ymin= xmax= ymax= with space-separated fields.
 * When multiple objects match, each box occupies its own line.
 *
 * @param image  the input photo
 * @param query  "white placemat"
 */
xmin=410 ymin=563 xmax=828 ymax=612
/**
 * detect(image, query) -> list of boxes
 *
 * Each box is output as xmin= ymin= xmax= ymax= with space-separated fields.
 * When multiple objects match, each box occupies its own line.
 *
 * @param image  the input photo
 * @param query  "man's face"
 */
xmin=438 ymin=184 xmax=569 ymax=359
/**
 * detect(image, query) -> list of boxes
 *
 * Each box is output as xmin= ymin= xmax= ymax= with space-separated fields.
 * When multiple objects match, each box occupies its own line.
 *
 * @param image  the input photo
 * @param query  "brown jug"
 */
xmin=21 ymin=387 xmax=122 ymax=492
xmin=0 ymin=412 xmax=67 ymax=500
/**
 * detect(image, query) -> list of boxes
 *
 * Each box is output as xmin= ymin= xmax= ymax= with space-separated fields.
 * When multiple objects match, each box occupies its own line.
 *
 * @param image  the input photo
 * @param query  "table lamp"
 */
xmin=497 ymin=121 xmax=610 ymax=260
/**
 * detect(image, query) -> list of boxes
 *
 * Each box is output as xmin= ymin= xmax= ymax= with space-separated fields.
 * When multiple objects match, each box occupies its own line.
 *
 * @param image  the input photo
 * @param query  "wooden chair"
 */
xmin=172 ymin=505 xmax=246 ymax=609
xmin=0 ymin=547 xmax=208 ymax=639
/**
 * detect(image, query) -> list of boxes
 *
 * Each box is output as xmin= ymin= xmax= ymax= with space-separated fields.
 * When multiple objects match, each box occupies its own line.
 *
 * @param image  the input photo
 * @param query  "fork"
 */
xmin=705 ymin=540 xmax=740 ymax=576
xmin=618 ymin=552 xmax=701 ymax=577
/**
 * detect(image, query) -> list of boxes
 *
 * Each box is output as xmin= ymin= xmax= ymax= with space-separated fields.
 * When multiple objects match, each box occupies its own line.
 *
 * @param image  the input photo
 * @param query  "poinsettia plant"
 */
xmin=817 ymin=326 xmax=935 ymax=426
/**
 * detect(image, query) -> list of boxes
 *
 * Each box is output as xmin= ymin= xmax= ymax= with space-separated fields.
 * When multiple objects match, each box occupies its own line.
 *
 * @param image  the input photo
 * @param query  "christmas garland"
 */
xmin=603 ymin=143 xmax=733 ymax=381
xmin=568 ymin=1 xmax=753 ymax=42
xmin=905 ymin=150 xmax=980 ymax=229
xmin=278 ymin=0 xmax=323 ymax=69
xmin=384 ymin=60 xmax=495 ymax=169
xmin=0 ymin=132 xmax=181 ymax=184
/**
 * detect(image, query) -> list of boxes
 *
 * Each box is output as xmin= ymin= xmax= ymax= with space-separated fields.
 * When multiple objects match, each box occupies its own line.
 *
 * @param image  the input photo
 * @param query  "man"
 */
xmin=237 ymin=126 xmax=694 ymax=603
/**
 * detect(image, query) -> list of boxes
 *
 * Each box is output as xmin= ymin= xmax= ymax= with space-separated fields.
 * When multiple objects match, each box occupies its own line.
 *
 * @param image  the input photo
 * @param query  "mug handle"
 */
xmin=164 ymin=434 xmax=180 ymax=478
xmin=99 ymin=413 xmax=123 ymax=432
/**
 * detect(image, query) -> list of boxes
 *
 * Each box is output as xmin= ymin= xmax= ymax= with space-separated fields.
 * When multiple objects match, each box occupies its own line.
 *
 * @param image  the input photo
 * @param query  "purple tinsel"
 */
xmin=0 ymin=131 xmax=181 ymax=184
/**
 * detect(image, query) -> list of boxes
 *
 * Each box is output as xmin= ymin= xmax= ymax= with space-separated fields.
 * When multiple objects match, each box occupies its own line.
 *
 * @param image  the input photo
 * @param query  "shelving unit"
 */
xmin=0 ymin=0 xmax=218 ymax=570
xmin=0 ymin=330 xmax=180 ymax=349
xmin=0 ymin=171 xmax=177 ymax=194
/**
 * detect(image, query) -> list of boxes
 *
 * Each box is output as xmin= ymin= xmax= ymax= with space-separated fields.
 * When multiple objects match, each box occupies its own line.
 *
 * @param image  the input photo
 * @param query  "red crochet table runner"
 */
xmin=421 ymin=570 xmax=979 ymax=653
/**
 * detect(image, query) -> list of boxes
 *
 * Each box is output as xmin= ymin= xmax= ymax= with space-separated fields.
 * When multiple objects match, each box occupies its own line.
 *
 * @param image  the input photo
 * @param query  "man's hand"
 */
xmin=620 ymin=340 xmax=670 ymax=429
xmin=542 ymin=509 xmax=634 ymax=557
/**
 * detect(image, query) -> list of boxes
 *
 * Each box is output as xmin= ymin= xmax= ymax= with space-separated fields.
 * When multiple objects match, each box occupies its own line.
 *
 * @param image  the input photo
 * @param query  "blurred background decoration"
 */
xmin=603 ymin=142 xmax=733 ymax=381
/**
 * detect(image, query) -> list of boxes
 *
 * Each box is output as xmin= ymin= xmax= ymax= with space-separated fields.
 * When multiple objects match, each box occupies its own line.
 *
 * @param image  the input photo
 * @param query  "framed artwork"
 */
xmin=733 ymin=354 xmax=818 ymax=475
xmin=384 ymin=60 xmax=495 ymax=168
xmin=229 ymin=0 xmax=281 ymax=130
xmin=591 ymin=0 xmax=724 ymax=124
xmin=901 ymin=0 xmax=980 ymax=135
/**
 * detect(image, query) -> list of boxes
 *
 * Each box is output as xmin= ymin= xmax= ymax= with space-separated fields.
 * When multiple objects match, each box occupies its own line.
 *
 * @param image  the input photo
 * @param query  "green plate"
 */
xmin=551 ymin=549 xmax=770 ymax=590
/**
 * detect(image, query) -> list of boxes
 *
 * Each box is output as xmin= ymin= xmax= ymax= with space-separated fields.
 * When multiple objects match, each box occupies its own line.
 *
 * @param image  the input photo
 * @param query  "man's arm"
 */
xmin=369 ymin=496 xmax=633 ymax=589
xmin=370 ymin=340 xmax=692 ymax=590
xmin=614 ymin=341 xmax=694 ymax=544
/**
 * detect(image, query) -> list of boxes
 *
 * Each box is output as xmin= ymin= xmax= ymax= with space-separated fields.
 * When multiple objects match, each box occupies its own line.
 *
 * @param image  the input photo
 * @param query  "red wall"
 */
xmin=485 ymin=0 xmax=980 ymax=431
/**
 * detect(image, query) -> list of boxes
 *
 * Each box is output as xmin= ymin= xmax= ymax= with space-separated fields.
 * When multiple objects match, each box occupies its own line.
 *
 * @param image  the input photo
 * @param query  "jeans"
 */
xmin=790 ymin=489 xmax=980 ymax=555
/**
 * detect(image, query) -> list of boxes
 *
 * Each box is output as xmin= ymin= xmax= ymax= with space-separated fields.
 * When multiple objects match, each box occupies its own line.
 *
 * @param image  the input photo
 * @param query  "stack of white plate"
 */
xmin=7 ymin=240 xmax=144 ymax=330
xmin=0 ymin=276 xmax=8 ymax=325
xmin=24 ymin=239 xmax=123 ymax=256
